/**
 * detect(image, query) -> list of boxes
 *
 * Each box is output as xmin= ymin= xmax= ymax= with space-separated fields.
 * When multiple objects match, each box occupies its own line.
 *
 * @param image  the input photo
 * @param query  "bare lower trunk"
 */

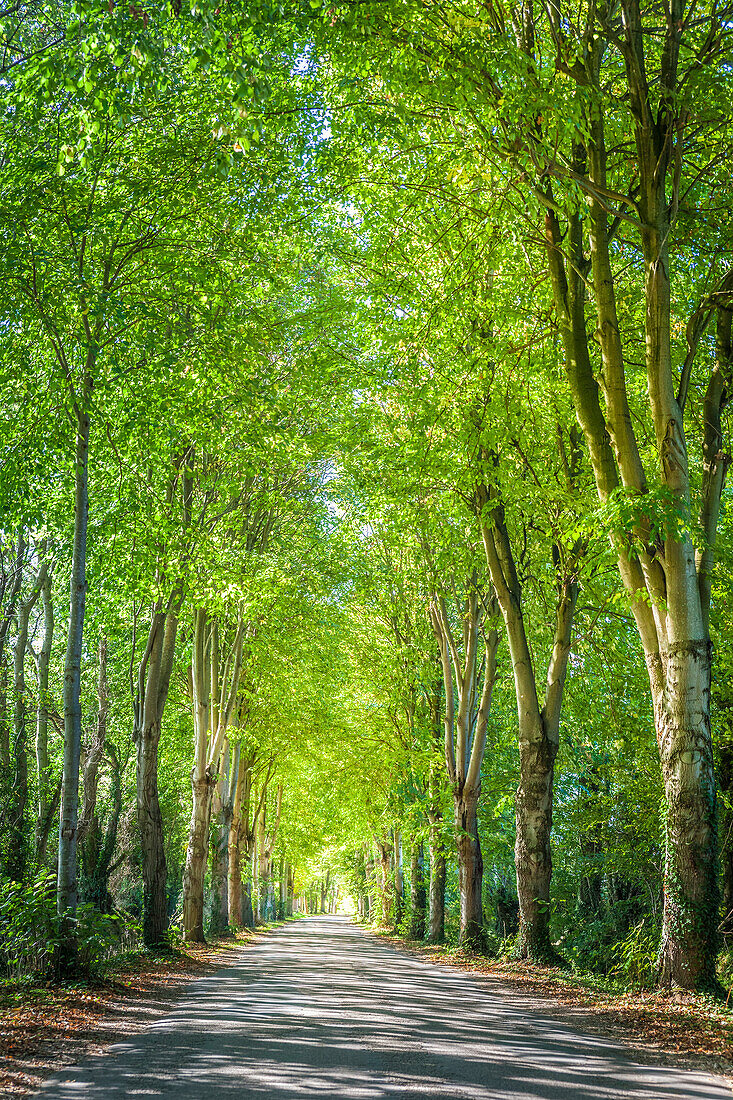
xmin=427 ymin=679 xmax=446 ymax=944
xmin=137 ymin=726 xmax=168 ymax=947
xmin=182 ymin=774 xmax=214 ymax=942
xmin=58 ymin=406 xmax=90 ymax=952
xmin=427 ymin=819 xmax=446 ymax=944
xmin=720 ymin=737 xmax=733 ymax=937
xmin=210 ymin=808 xmax=231 ymax=936
xmin=393 ymin=829 xmax=403 ymax=930
xmin=286 ymin=865 xmax=294 ymax=916
xmin=35 ymin=569 xmax=53 ymax=866
xmin=228 ymin=823 xmax=242 ymax=928
xmin=79 ymin=640 xmax=120 ymax=912
xmin=515 ymin=716 xmax=558 ymax=961
xmin=655 ymin=645 xmax=719 ymax=988
xmin=409 ymin=842 xmax=426 ymax=940
xmin=242 ymin=873 xmax=255 ymax=929
xmin=376 ymin=841 xmax=392 ymax=926
xmin=8 ymin=577 xmax=40 ymax=881
xmin=456 ymin=789 xmax=483 ymax=950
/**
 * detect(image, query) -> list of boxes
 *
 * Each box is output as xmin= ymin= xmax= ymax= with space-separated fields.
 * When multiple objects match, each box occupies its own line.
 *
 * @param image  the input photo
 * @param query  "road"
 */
xmin=39 ymin=916 xmax=730 ymax=1099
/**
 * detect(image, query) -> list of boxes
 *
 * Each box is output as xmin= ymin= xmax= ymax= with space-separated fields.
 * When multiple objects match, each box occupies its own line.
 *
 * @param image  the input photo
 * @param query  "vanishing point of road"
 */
xmin=39 ymin=916 xmax=729 ymax=1099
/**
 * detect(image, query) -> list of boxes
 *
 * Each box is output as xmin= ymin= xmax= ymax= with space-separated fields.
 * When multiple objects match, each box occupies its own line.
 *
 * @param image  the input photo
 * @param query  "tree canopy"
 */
xmin=1 ymin=0 xmax=733 ymax=995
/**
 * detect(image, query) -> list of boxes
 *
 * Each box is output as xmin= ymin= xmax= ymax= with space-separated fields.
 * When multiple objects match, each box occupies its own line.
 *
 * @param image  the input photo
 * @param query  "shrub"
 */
xmin=0 ymin=874 xmax=60 ymax=981
xmin=0 ymin=874 xmax=142 ymax=982
xmin=610 ymin=918 xmax=659 ymax=988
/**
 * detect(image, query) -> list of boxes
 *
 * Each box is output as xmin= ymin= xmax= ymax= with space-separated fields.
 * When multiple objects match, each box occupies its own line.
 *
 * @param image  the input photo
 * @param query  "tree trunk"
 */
xmin=58 ymin=405 xmax=90 ymax=952
xmin=209 ymin=794 xmax=232 ymax=936
xmin=256 ymin=795 xmax=267 ymax=921
xmin=133 ymin=451 xmax=191 ymax=948
xmin=7 ymin=563 xmax=45 ymax=881
xmin=428 ymin=823 xmax=446 ymax=944
xmin=478 ymin=468 xmax=578 ymax=964
xmin=393 ymin=829 xmax=404 ymax=929
xmin=376 ymin=840 xmax=392 ymax=926
xmin=183 ymin=607 xmax=214 ymax=943
xmin=228 ymin=819 xmax=242 ymax=929
xmin=365 ymin=850 xmax=377 ymax=919
xmin=655 ymin=646 xmax=719 ymax=987
xmin=79 ymin=637 xmax=120 ymax=911
xmin=430 ymin=585 xmax=498 ymax=951
xmin=514 ymin=716 xmax=558 ymax=960
xmin=134 ymin=606 xmax=181 ymax=949
xmin=409 ymin=842 xmax=426 ymax=940
xmin=427 ymin=676 xmax=446 ymax=943
xmin=0 ymin=530 xmax=25 ymax=777
xmin=183 ymin=772 xmax=215 ymax=942
xmin=242 ymin=847 xmax=255 ymax=929
xmin=719 ymin=733 xmax=733 ymax=936
xmin=137 ymin=723 xmax=169 ymax=945
xmin=35 ymin=568 xmax=54 ymax=866
xmin=456 ymin=789 xmax=483 ymax=950
xmin=286 ymin=864 xmax=294 ymax=916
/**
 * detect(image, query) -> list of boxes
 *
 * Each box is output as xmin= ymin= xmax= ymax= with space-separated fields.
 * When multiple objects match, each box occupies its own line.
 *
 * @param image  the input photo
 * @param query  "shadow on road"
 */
xmin=40 ymin=917 xmax=729 ymax=1100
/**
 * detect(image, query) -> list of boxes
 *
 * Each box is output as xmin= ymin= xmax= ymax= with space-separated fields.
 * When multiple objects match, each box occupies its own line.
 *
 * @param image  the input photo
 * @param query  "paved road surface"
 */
xmin=39 ymin=916 xmax=730 ymax=1099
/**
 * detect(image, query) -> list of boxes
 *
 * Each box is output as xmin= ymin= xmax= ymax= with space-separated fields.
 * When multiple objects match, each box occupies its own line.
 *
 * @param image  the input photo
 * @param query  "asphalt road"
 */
xmin=38 ymin=916 xmax=730 ymax=1099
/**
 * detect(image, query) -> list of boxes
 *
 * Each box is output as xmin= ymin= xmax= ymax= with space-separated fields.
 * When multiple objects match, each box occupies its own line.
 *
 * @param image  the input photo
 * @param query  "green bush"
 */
xmin=610 ymin=918 xmax=660 ymax=988
xmin=0 ymin=874 xmax=60 ymax=980
xmin=76 ymin=905 xmax=140 ymax=975
xmin=0 ymin=874 xmax=142 ymax=982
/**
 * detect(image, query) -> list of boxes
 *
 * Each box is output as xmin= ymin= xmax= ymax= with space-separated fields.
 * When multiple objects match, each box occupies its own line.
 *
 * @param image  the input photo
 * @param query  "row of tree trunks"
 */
xmin=133 ymin=450 xmax=192 ymax=949
xmin=58 ymin=393 xmax=92 ymax=961
xmin=182 ymin=610 xmax=245 ymax=942
xmin=5 ymin=553 xmax=48 ymax=882
xmin=430 ymin=582 xmax=499 ymax=949
xmin=78 ymin=637 xmax=122 ymax=911
xmin=476 ymin=459 xmax=579 ymax=963
xmin=509 ymin=2 xmax=731 ymax=990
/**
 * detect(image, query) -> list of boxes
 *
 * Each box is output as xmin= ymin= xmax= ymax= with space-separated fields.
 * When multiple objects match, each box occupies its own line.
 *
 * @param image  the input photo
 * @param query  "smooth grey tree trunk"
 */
xmin=35 ymin=567 xmax=54 ymax=865
xmin=409 ymin=842 xmax=427 ymax=940
xmin=58 ymin=405 xmax=90 ymax=956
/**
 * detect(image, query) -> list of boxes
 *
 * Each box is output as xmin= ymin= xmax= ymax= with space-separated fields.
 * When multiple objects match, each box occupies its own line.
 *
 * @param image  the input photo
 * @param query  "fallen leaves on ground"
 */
xmin=0 ymin=934 xmax=255 ymax=1096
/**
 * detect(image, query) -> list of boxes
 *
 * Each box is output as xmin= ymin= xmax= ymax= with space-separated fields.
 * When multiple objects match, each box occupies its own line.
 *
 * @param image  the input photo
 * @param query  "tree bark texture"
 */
xmin=456 ymin=791 xmax=483 ymax=949
xmin=183 ymin=608 xmax=246 ymax=942
xmin=409 ymin=842 xmax=426 ymax=940
xmin=134 ymin=606 xmax=181 ymax=948
xmin=0 ymin=530 xmax=25 ymax=776
xmin=376 ymin=840 xmax=392 ymax=926
xmin=393 ymin=828 xmax=403 ymax=929
xmin=6 ymin=558 xmax=45 ymax=881
xmin=478 ymin=451 xmax=578 ymax=962
xmin=427 ymin=678 xmax=446 ymax=943
xmin=430 ymin=584 xmax=498 ymax=949
xmin=428 ymin=827 xmax=446 ymax=944
xmin=58 ymin=406 xmax=90 ymax=933
xmin=79 ymin=637 xmax=120 ymax=910
xmin=35 ymin=567 xmax=54 ymax=866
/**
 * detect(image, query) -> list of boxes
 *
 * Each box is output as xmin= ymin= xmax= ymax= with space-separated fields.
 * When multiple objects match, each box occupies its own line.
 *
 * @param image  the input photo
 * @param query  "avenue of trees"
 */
xmin=1 ymin=0 xmax=733 ymax=994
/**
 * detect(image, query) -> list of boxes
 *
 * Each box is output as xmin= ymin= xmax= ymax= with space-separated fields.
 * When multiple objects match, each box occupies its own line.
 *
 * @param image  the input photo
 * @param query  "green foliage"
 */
xmin=610 ymin=920 xmax=661 ymax=990
xmin=0 ymin=876 xmax=60 ymax=981
xmin=1 ymin=0 xmax=731 ymax=1000
xmin=0 ymin=875 xmax=142 ymax=982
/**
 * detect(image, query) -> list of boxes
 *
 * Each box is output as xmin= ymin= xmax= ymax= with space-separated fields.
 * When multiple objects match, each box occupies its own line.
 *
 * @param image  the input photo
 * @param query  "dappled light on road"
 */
xmin=39 ymin=918 xmax=730 ymax=1099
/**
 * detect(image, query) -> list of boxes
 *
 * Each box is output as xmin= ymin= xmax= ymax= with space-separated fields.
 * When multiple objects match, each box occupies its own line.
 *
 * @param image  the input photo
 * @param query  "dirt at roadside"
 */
xmin=372 ymin=929 xmax=733 ymax=1094
xmin=0 ymin=936 xmax=251 ymax=1097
